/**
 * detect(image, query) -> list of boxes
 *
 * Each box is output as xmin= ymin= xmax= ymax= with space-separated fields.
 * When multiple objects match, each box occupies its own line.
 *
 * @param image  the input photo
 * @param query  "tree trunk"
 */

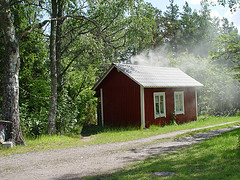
xmin=55 ymin=0 xmax=64 ymax=133
xmin=0 ymin=0 xmax=25 ymax=145
xmin=56 ymin=0 xmax=64 ymax=90
xmin=48 ymin=0 xmax=58 ymax=134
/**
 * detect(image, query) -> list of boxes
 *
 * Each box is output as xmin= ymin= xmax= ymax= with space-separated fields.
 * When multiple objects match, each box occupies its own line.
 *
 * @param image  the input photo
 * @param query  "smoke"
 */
xmin=131 ymin=46 xmax=171 ymax=67
xmin=130 ymin=46 xmax=240 ymax=115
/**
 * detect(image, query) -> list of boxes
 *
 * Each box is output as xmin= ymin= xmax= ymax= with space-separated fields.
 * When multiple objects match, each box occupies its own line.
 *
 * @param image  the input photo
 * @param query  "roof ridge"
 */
xmin=114 ymin=63 xmax=179 ymax=70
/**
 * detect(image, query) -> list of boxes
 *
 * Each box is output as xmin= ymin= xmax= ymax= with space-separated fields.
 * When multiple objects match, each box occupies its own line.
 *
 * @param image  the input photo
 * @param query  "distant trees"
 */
xmin=170 ymin=53 xmax=240 ymax=115
xmin=148 ymin=1 xmax=216 ymax=57
xmin=216 ymin=0 xmax=240 ymax=11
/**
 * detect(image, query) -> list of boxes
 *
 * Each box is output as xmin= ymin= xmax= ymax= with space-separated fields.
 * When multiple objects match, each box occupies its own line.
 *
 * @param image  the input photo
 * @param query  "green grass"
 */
xmin=0 ymin=115 xmax=239 ymax=156
xmin=90 ymin=115 xmax=240 ymax=144
xmin=86 ymin=128 xmax=240 ymax=180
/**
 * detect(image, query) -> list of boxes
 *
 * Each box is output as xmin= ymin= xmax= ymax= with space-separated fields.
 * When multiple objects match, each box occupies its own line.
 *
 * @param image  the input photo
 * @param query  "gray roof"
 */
xmin=93 ymin=63 xmax=203 ymax=90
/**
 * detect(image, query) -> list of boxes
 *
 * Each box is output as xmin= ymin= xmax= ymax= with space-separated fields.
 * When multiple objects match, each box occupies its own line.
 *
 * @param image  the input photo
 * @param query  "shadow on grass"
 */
xmin=80 ymin=124 xmax=104 ymax=137
xmin=82 ymin=128 xmax=240 ymax=180
xmin=56 ymin=146 xmax=240 ymax=180
xmin=80 ymin=124 xmax=140 ymax=137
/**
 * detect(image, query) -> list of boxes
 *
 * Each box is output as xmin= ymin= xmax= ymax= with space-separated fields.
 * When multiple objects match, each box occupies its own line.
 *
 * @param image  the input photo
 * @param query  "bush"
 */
xmin=20 ymin=103 xmax=48 ymax=137
xmin=83 ymin=100 xmax=97 ymax=125
xmin=56 ymin=89 xmax=79 ymax=134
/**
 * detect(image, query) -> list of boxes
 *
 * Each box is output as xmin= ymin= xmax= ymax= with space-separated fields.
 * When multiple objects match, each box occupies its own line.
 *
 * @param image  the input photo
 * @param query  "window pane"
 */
xmin=160 ymin=101 xmax=164 ymax=114
xmin=156 ymin=102 xmax=160 ymax=115
xmin=155 ymin=96 xmax=160 ymax=115
xmin=160 ymin=96 xmax=163 ymax=102
xmin=176 ymin=102 xmax=179 ymax=112
xmin=179 ymin=94 xmax=183 ymax=111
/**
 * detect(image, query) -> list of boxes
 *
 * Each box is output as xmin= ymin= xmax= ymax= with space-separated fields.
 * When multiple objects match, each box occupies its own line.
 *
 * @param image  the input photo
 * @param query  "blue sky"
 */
xmin=145 ymin=0 xmax=240 ymax=33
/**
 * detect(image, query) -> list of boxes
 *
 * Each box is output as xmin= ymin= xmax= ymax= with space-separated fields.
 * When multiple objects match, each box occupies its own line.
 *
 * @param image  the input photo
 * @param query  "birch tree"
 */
xmin=0 ymin=0 xmax=25 ymax=145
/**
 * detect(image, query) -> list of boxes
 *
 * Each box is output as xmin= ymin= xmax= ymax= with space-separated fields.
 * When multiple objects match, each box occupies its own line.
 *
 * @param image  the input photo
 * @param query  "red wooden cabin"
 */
xmin=93 ymin=63 xmax=203 ymax=128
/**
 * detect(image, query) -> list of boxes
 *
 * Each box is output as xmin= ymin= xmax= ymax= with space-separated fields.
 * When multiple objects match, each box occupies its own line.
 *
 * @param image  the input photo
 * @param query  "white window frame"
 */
xmin=174 ymin=91 xmax=184 ymax=115
xmin=153 ymin=92 xmax=166 ymax=119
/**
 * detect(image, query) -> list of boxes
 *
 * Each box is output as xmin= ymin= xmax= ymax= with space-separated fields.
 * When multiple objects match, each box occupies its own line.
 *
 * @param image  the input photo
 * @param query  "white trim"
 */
xmin=195 ymin=88 xmax=198 ymax=120
xmin=140 ymin=86 xmax=145 ymax=128
xmin=174 ymin=91 xmax=184 ymax=115
xmin=153 ymin=92 xmax=166 ymax=119
xmin=100 ymin=88 xmax=104 ymax=127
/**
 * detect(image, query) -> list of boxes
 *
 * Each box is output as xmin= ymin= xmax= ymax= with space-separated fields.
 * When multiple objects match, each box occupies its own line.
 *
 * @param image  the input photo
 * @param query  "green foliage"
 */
xmin=238 ymin=132 xmax=240 ymax=149
xmin=20 ymin=103 xmax=48 ymax=137
xmin=216 ymin=0 xmax=240 ymax=11
xmin=83 ymin=99 xmax=97 ymax=125
xmin=56 ymin=89 xmax=79 ymax=134
xmin=170 ymin=112 xmax=177 ymax=125
xmin=149 ymin=1 xmax=216 ymax=57
xmin=1 ymin=0 xmax=240 ymax=138
xmin=17 ymin=30 xmax=50 ymax=137
xmin=211 ymin=31 xmax=240 ymax=80
xmin=237 ymin=110 xmax=240 ymax=116
xmin=171 ymin=52 xmax=240 ymax=115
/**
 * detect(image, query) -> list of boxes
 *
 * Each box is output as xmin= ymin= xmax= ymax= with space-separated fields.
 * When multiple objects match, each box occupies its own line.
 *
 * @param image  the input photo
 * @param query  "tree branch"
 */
xmin=60 ymin=51 xmax=84 ymax=78
xmin=20 ymin=20 xmax=50 ymax=39
xmin=20 ymin=14 xmax=117 ymax=48
xmin=65 ymin=15 xmax=117 ymax=49
xmin=61 ymin=22 xmax=90 ymax=37
xmin=61 ymin=28 xmax=94 ymax=56
xmin=9 ymin=0 xmax=24 ymax=6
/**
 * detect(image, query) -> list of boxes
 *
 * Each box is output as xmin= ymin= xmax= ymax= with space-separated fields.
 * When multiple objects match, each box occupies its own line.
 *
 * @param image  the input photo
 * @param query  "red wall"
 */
xmin=96 ymin=67 xmax=141 ymax=127
xmin=95 ymin=67 xmax=197 ymax=128
xmin=144 ymin=87 xmax=197 ymax=127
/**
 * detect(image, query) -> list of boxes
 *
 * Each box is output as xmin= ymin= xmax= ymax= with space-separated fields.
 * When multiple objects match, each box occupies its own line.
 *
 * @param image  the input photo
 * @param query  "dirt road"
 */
xmin=0 ymin=122 xmax=239 ymax=180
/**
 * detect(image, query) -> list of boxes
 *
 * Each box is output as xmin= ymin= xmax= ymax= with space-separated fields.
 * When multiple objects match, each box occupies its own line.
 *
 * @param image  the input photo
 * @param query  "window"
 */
xmin=174 ymin=91 xmax=184 ymax=114
xmin=154 ymin=92 xmax=166 ymax=119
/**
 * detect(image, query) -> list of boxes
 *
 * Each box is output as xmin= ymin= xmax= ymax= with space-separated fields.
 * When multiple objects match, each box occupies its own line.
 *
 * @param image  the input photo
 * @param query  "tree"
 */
xmin=216 ymin=0 xmax=240 ymax=11
xmin=179 ymin=2 xmax=212 ymax=55
xmin=163 ymin=0 xmax=181 ymax=56
xmin=48 ymin=0 xmax=57 ymax=134
xmin=45 ymin=0 xmax=157 ymax=134
xmin=170 ymin=52 xmax=240 ymax=115
xmin=0 ymin=0 xmax=25 ymax=145
xmin=0 ymin=0 xmax=50 ymax=142
xmin=211 ymin=32 xmax=240 ymax=79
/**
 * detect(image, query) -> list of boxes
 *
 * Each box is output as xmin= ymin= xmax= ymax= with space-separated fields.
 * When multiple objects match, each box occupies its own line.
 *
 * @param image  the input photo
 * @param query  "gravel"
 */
xmin=0 ymin=122 xmax=239 ymax=180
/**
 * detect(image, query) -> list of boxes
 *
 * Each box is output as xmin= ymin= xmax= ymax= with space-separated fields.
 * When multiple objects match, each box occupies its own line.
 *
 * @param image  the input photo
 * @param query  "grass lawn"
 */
xmin=0 ymin=115 xmax=240 ymax=156
xmin=87 ymin=128 xmax=240 ymax=180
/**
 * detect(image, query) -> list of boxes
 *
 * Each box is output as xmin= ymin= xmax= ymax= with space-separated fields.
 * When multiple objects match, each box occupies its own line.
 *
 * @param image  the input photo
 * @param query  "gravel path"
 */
xmin=0 ymin=121 xmax=239 ymax=180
